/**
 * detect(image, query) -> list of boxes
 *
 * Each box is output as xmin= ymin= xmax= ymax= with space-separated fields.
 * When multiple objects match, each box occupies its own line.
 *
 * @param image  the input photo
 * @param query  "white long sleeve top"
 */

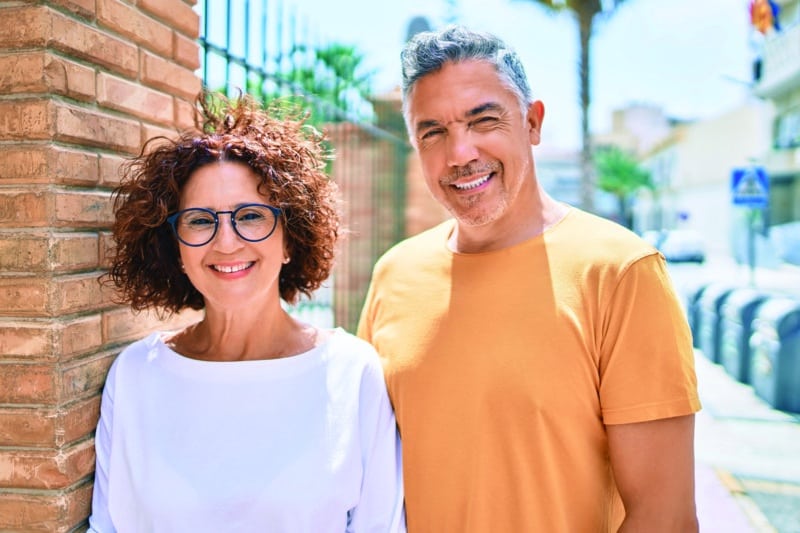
xmin=88 ymin=329 xmax=405 ymax=533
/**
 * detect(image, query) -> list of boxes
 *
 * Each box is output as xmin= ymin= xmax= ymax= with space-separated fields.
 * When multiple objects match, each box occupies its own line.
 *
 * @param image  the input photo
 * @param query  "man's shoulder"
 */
xmin=375 ymin=219 xmax=453 ymax=268
xmin=558 ymin=208 xmax=656 ymax=252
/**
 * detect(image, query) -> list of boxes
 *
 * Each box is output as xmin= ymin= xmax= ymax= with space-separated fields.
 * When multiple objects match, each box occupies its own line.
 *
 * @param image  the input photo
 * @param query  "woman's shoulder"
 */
xmin=326 ymin=328 xmax=383 ymax=373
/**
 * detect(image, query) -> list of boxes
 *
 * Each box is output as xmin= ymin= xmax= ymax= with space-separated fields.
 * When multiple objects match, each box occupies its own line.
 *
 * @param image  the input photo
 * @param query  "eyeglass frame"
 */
xmin=166 ymin=203 xmax=282 ymax=247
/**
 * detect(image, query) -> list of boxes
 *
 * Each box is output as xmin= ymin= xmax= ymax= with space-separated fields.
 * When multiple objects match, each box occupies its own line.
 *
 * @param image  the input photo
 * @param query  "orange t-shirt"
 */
xmin=358 ymin=208 xmax=700 ymax=532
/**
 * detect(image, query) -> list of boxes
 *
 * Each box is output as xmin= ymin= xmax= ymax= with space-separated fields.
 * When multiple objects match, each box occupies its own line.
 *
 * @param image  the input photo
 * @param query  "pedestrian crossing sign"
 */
xmin=731 ymin=166 xmax=769 ymax=207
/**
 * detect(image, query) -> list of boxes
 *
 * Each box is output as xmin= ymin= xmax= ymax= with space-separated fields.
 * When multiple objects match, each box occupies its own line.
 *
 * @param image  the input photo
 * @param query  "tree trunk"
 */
xmin=578 ymin=10 xmax=595 ymax=213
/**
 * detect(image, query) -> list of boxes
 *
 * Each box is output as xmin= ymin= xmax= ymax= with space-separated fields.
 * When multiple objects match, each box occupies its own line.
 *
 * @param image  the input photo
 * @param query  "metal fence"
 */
xmin=195 ymin=0 xmax=409 ymax=332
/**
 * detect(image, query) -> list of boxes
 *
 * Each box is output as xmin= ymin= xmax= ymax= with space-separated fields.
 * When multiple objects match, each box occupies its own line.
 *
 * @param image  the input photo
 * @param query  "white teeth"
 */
xmin=212 ymin=262 xmax=253 ymax=273
xmin=453 ymin=174 xmax=490 ymax=190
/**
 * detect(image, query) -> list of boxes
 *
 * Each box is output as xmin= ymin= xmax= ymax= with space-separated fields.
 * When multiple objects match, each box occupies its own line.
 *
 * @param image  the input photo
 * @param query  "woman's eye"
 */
xmin=184 ymin=215 xmax=215 ymax=227
xmin=237 ymin=210 xmax=267 ymax=223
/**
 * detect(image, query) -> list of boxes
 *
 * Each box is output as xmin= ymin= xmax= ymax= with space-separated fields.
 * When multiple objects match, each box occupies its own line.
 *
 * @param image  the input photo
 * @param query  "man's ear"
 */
xmin=527 ymin=100 xmax=545 ymax=145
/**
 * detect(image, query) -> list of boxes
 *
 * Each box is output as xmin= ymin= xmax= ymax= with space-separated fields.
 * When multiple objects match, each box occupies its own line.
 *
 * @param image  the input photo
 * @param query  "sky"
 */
xmin=285 ymin=0 xmax=755 ymax=150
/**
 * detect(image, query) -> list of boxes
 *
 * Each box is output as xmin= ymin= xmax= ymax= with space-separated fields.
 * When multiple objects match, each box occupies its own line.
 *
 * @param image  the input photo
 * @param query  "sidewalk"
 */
xmin=694 ymin=352 xmax=800 ymax=532
xmin=667 ymin=258 xmax=800 ymax=532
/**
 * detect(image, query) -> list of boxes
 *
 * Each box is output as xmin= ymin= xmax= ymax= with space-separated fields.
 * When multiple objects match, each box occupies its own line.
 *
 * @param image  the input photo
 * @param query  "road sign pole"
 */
xmin=747 ymin=208 xmax=756 ymax=286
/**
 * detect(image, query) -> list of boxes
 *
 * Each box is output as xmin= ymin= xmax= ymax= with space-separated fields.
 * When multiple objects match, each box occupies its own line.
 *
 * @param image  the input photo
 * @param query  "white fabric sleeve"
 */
xmin=87 ymin=358 xmax=118 ymax=533
xmin=347 ymin=357 xmax=406 ymax=533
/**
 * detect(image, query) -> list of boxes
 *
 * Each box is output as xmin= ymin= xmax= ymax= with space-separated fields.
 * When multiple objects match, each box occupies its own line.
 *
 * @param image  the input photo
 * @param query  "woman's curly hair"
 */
xmin=104 ymin=90 xmax=340 ymax=314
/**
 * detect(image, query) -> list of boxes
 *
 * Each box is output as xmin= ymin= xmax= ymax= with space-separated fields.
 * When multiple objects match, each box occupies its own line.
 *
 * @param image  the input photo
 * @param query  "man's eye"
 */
xmin=472 ymin=116 xmax=498 ymax=126
xmin=420 ymin=129 xmax=443 ymax=141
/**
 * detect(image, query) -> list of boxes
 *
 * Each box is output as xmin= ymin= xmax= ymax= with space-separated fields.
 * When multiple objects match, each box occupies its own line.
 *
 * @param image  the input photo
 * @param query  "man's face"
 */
xmin=406 ymin=60 xmax=543 ymax=229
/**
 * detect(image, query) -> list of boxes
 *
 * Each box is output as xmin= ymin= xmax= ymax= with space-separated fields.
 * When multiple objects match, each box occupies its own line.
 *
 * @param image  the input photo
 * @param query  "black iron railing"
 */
xmin=195 ymin=0 xmax=409 ymax=332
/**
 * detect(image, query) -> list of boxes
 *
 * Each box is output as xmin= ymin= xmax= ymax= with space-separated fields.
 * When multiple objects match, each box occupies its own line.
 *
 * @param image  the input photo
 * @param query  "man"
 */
xmin=357 ymin=25 xmax=701 ymax=532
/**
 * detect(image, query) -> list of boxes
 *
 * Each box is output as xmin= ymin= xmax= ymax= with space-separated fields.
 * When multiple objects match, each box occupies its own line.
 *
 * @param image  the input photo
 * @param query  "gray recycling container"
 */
xmin=749 ymin=297 xmax=800 ymax=413
xmin=687 ymin=282 xmax=711 ymax=349
xmin=719 ymin=288 xmax=771 ymax=384
xmin=696 ymin=284 xmax=739 ymax=363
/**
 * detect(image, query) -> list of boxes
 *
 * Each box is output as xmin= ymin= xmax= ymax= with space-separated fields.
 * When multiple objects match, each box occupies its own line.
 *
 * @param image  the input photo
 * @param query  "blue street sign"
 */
xmin=731 ymin=167 xmax=769 ymax=207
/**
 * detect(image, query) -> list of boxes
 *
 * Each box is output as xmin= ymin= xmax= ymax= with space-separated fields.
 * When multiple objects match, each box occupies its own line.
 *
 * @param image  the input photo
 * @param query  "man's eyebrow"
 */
xmin=466 ymin=102 xmax=503 ymax=117
xmin=415 ymin=119 xmax=441 ymax=134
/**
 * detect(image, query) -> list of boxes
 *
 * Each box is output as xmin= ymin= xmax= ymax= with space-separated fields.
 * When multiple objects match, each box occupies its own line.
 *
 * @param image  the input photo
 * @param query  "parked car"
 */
xmin=641 ymin=229 xmax=706 ymax=263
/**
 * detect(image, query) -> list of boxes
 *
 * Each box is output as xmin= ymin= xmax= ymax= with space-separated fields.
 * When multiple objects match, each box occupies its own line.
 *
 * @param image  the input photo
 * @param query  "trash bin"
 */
xmin=718 ymin=288 xmax=771 ymax=384
xmin=686 ymin=282 xmax=711 ymax=349
xmin=749 ymin=297 xmax=800 ymax=413
xmin=696 ymin=284 xmax=739 ymax=363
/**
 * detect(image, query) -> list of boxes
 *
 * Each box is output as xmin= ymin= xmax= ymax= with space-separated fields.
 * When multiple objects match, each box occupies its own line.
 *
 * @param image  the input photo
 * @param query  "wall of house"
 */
xmin=0 ymin=2 xmax=201 ymax=530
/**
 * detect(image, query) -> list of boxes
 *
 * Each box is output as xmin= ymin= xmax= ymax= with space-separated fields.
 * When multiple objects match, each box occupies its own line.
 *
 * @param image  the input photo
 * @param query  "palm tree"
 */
xmin=516 ymin=0 xmax=628 ymax=213
xmin=594 ymin=146 xmax=652 ymax=228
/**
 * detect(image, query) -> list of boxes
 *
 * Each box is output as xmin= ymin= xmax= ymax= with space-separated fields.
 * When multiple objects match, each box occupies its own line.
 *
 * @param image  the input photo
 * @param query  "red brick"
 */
xmin=0 ymin=439 xmax=95 ymax=490
xmin=0 ymin=51 xmax=48 ymax=93
xmin=54 ymin=103 xmax=141 ymax=154
xmin=60 ymin=351 xmax=115 ymax=402
xmin=0 ymin=6 xmax=49 ymax=48
xmin=0 ymin=278 xmax=49 ymax=317
xmin=0 ymin=321 xmax=54 ymax=360
xmin=173 ymin=30 xmax=201 ymax=70
xmin=0 ymin=145 xmax=99 ymax=186
xmin=0 ymin=99 xmax=53 ymax=141
xmin=0 ymin=233 xmax=49 ymax=271
xmin=0 ymin=145 xmax=48 ymax=184
xmin=50 ymin=9 xmax=138 ymax=79
xmin=58 ymin=395 xmax=102 ymax=446
xmin=48 ymin=0 xmax=97 ymax=20
xmin=58 ymin=314 xmax=103 ymax=360
xmin=50 ymin=272 xmax=105 ymax=316
xmin=0 ymin=405 xmax=55 ymax=447
xmin=0 ymin=52 xmax=96 ymax=101
xmin=53 ymin=190 xmax=114 ymax=228
xmin=103 ymin=306 xmax=201 ymax=345
xmin=0 ymin=397 xmax=100 ymax=447
xmin=141 ymin=122 xmax=179 ymax=148
xmin=97 ymin=72 xmax=175 ymax=126
xmin=0 ymin=189 xmax=49 ymax=228
xmin=44 ymin=53 xmax=96 ymax=102
xmin=0 ymin=362 xmax=56 ymax=403
xmin=139 ymin=0 xmax=199 ymax=39
xmin=97 ymin=0 xmax=172 ymax=58
xmin=174 ymin=96 xmax=199 ymax=131
xmin=141 ymin=50 xmax=201 ymax=101
xmin=98 ymin=231 xmax=116 ymax=268
xmin=98 ymin=153 xmax=126 ymax=187
xmin=0 ymin=480 xmax=93 ymax=532
xmin=48 ymin=147 xmax=100 ymax=186
xmin=51 ymin=232 xmax=101 ymax=273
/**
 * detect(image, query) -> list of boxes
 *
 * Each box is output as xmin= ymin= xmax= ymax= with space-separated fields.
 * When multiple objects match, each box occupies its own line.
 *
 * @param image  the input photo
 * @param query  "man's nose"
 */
xmin=445 ymin=129 xmax=479 ymax=168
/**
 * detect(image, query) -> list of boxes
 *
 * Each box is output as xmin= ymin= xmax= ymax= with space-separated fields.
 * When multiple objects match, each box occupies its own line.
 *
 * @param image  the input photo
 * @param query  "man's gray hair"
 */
xmin=400 ymin=25 xmax=533 ymax=122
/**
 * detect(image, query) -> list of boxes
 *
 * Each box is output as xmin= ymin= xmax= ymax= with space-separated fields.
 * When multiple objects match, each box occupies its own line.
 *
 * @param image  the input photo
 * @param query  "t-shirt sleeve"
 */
xmin=598 ymin=252 xmax=701 ymax=425
xmin=346 ymin=351 xmax=406 ymax=532
xmin=87 ymin=357 xmax=119 ymax=533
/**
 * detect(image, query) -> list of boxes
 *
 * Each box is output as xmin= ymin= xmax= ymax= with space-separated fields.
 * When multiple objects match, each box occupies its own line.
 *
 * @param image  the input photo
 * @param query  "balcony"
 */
xmin=755 ymin=22 xmax=800 ymax=99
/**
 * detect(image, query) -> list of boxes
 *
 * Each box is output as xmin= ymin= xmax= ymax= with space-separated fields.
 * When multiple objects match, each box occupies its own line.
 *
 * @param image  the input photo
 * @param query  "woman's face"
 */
xmin=176 ymin=161 xmax=287 ymax=312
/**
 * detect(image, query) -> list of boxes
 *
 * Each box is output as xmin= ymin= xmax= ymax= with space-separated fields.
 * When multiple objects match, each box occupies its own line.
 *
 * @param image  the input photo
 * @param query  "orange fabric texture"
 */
xmin=358 ymin=208 xmax=700 ymax=532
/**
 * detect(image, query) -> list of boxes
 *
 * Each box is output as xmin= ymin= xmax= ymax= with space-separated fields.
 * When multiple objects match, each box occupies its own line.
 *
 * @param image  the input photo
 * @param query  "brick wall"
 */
xmin=0 ymin=1 xmax=201 ymax=530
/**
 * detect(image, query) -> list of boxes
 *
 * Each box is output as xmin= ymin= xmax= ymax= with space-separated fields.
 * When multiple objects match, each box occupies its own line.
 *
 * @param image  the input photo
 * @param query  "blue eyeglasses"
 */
xmin=166 ymin=203 xmax=282 ymax=247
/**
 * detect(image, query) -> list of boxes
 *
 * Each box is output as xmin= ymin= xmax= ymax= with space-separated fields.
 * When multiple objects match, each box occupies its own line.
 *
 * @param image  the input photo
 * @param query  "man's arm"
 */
xmin=606 ymin=414 xmax=699 ymax=533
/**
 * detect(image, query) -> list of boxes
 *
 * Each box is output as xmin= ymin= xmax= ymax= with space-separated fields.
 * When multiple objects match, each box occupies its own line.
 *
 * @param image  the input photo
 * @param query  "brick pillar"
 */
xmin=0 ymin=2 xmax=202 ymax=530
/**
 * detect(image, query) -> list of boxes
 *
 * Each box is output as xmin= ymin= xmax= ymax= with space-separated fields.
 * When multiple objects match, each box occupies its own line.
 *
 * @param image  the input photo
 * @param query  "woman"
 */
xmin=88 ymin=92 xmax=405 ymax=532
